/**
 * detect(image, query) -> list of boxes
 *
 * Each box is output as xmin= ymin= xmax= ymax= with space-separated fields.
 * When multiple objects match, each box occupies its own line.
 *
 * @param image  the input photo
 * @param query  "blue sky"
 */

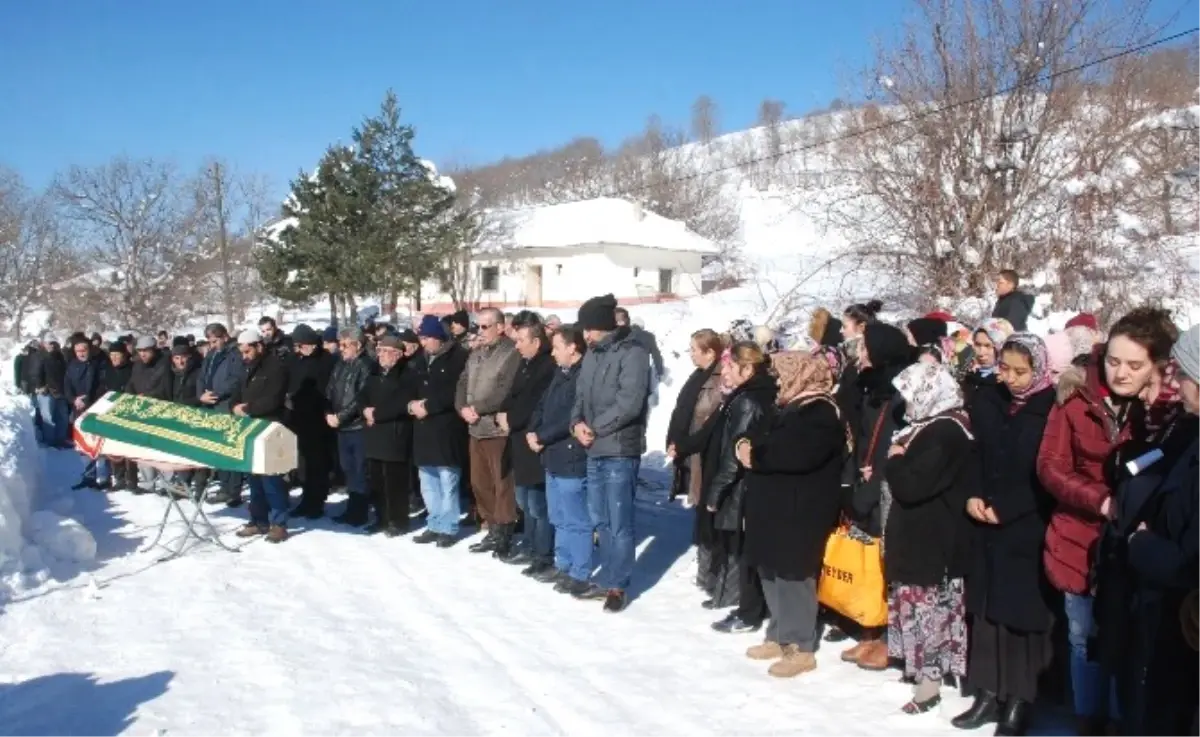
xmin=1 ymin=0 xmax=1193 ymax=199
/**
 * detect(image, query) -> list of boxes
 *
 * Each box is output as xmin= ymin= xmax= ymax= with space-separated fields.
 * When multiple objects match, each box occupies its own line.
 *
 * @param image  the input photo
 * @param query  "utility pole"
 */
xmin=211 ymin=162 xmax=234 ymax=328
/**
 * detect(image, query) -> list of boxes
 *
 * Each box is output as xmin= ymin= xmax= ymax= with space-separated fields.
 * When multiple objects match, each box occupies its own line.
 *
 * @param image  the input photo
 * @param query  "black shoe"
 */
xmin=701 ymin=598 xmax=717 ymax=610
xmin=521 ymin=560 xmax=553 ymax=578
xmin=435 ymin=533 xmax=458 ymax=548
xmin=558 ymin=578 xmax=593 ymax=596
xmin=71 ymin=478 xmax=97 ymax=490
xmin=109 ymin=479 xmax=126 ymax=492
xmin=301 ymin=505 xmax=325 ymax=520
xmin=951 ymin=692 xmax=1001 ymax=730
xmin=490 ymin=524 xmax=515 ymax=558
xmin=225 ymin=495 xmax=244 ymax=508
xmin=468 ymin=528 xmax=500 ymax=554
xmin=532 ymin=566 xmax=564 ymax=584
xmin=994 ymin=699 xmax=1031 ymax=736
xmin=364 ymin=521 xmax=386 ymax=535
xmin=333 ymin=496 xmax=368 ymax=526
xmin=384 ymin=525 xmax=406 ymax=538
xmin=711 ymin=613 xmax=762 ymax=634
xmin=603 ymin=589 xmax=627 ymax=613
xmin=412 ymin=529 xmax=440 ymax=545
xmin=500 ymin=548 xmax=533 ymax=566
xmin=824 ymin=626 xmax=849 ymax=642
xmin=571 ymin=582 xmax=608 ymax=600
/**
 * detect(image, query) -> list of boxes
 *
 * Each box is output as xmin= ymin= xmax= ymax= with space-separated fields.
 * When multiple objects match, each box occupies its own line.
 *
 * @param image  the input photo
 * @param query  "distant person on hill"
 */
xmin=990 ymin=270 xmax=1034 ymax=332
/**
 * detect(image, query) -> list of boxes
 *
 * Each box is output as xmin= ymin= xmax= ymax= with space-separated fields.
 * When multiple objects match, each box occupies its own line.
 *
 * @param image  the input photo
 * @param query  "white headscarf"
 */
xmin=891 ymin=362 xmax=969 ymax=443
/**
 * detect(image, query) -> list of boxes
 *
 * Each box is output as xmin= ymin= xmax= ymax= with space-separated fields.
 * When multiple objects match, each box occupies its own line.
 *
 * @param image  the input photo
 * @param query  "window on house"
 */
xmin=439 ymin=274 xmax=453 ymax=292
xmin=658 ymin=268 xmax=674 ymax=294
xmin=480 ymin=266 xmax=500 ymax=292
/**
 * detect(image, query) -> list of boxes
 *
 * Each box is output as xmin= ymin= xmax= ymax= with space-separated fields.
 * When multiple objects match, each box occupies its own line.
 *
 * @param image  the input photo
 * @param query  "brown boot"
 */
xmin=746 ymin=640 xmax=784 ymax=660
xmin=840 ymin=639 xmax=871 ymax=663
xmin=236 ymin=523 xmax=267 ymax=538
xmin=768 ymin=645 xmax=817 ymax=678
xmin=266 ymin=525 xmax=289 ymax=544
xmin=856 ymin=639 xmax=889 ymax=671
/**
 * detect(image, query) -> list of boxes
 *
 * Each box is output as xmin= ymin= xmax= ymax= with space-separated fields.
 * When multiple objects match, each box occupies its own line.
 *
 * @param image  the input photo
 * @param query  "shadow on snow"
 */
xmin=0 ymin=670 xmax=174 ymax=736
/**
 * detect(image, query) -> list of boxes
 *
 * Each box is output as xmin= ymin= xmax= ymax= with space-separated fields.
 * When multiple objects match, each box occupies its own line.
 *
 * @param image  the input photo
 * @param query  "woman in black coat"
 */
xmin=955 ymin=333 xmax=1058 ymax=734
xmin=694 ymin=342 xmax=776 ymax=633
xmin=362 ymin=337 xmax=420 ymax=536
xmin=738 ymin=351 xmax=846 ymax=678
xmin=840 ymin=321 xmax=914 ymax=669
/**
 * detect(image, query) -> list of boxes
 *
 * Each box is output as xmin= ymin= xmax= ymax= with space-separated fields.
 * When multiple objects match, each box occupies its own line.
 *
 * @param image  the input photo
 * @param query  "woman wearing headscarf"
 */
xmin=955 ymin=334 xmax=1058 ymax=735
xmin=737 ymin=351 xmax=847 ymax=677
xmin=964 ymin=319 xmax=1014 ymax=408
xmin=884 ymin=362 xmax=974 ymax=714
xmin=839 ymin=322 xmax=915 ymax=669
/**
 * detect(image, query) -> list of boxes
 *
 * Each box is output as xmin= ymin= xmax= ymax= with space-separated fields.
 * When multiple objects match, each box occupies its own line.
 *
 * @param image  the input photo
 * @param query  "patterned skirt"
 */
xmin=887 ymin=577 xmax=968 ymax=681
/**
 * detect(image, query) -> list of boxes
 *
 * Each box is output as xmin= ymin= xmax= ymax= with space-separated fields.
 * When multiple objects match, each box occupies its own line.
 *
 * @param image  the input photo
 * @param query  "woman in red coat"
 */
xmin=1036 ymin=307 xmax=1179 ymax=734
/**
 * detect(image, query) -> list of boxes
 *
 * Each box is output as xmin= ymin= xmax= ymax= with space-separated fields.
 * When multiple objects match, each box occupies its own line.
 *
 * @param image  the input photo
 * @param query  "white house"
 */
xmin=419 ymin=197 xmax=718 ymax=313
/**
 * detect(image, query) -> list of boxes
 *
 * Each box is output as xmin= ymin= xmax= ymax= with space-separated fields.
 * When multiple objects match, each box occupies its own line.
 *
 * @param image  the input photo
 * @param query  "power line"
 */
xmin=508 ymin=27 xmax=1199 ymax=206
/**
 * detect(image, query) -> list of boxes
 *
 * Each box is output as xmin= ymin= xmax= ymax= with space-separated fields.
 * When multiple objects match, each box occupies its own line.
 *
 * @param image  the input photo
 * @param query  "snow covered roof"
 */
xmin=495 ymin=198 xmax=718 ymax=254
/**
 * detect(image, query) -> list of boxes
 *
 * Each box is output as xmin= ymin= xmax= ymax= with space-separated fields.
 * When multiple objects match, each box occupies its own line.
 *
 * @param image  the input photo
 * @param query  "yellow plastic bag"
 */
xmin=817 ymin=525 xmax=888 ymax=628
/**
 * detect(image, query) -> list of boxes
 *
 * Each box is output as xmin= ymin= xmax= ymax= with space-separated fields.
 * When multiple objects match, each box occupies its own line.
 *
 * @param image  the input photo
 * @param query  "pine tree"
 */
xmin=353 ymin=90 xmax=457 ymax=308
xmin=257 ymin=145 xmax=376 ymax=319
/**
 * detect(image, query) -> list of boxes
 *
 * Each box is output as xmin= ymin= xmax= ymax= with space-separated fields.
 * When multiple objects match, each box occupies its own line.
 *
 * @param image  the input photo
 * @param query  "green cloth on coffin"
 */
xmin=78 ymin=392 xmax=271 ymax=473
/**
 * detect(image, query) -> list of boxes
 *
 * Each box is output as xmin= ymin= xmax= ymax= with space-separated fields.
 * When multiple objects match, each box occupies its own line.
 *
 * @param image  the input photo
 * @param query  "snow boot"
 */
xmin=435 ymin=533 xmax=458 ymax=548
xmin=746 ymin=641 xmax=784 ymax=660
xmin=855 ymin=639 xmax=889 ymax=671
xmin=266 ymin=525 xmax=289 ymax=544
xmin=237 ymin=523 xmax=267 ymax=538
xmin=951 ymin=692 xmax=1001 ymax=730
xmin=468 ymin=526 xmax=501 ymax=554
xmin=768 ymin=646 xmax=816 ymax=678
xmin=490 ymin=524 xmax=516 ymax=559
xmin=333 ymin=494 xmax=369 ymax=527
xmin=531 ymin=565 xmax=564 ymax=584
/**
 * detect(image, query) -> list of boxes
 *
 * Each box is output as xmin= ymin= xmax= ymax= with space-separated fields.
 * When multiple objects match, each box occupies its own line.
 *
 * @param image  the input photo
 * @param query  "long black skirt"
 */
xmin=965 ymin=616 xmax=1054 ymax=703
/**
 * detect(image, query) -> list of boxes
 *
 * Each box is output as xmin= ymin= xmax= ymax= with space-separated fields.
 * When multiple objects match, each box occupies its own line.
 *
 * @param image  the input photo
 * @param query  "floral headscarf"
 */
xmin=718 ymin=347 xmax=734 ymax=395
xmin=1043 ymin=331 xmax=1075 ymax=382
xmin=975 ymin=318 xmax=1014 ymax=350
xmin=771 ymin=350 xmax=834 ymax=405
xmin=812 ymin=344 xmax=844 ymax=382
xmin=1002 ymin=333 xmax=1054 ymax=400
xmin=892 ymin=362 xmax=967 ymax=443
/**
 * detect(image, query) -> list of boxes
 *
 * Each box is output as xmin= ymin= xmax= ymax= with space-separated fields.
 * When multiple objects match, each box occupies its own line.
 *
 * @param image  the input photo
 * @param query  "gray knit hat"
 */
xmin=1172 ymin=324 xmax=1200 ymax=384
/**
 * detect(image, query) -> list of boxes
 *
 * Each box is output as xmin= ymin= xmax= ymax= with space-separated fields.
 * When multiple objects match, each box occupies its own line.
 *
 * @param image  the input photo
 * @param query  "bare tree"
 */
xmin=757 ymin=98 xmax=787 ymax=159
xmin=0 ymin=169 xmax=75 ymax=336
xmin=691 ymin=95 xmax=720 ymax=144
xmin=53 ymin=157 xmax=204 ymax=332
xmin=826 ymin=0 xmax=1194 ymax=316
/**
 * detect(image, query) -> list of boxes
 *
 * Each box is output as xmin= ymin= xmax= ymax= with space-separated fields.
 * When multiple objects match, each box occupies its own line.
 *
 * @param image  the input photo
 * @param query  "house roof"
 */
xmin=494 ymin=198 xmax=718 ymax=254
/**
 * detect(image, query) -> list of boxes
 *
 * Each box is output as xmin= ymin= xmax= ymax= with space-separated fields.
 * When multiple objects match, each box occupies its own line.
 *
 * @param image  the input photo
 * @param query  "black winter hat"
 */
xmin=821 ymin=317 xmax=844 ymax=348
xmin=106 ymin=341 xmax=127 ymax=354
xmin=171 ymin=335 xmax=190 ymax=348
xmin=449 ymin=310 xmax=470 ymax=330
xmin=397 ymin=328 xmax=419 ymax=344
xmin=906 ymin=317 xmax=948 ymax=348
xmin=292 ymin=324 xmax=320 ymax=346
xmin=577 ymin=294 xmax=618 ymax=332
xmin=170 ymin=344 xmax=191 ymax=357
xmin=863 ymin=323 xmax=913 ymax=368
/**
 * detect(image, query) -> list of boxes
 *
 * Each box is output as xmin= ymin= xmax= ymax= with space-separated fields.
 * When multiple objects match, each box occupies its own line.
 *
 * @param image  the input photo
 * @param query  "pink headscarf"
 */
xmin=1044 ymin=332 xmax=1075 ymax=382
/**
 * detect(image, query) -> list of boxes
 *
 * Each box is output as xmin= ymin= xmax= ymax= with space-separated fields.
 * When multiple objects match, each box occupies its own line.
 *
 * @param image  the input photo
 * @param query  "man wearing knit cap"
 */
xmin=448 ymin=310 xmax=471 ymax=346
xmin=570 ymin=294 xmax=650 ymax=613
xmin=456 ymin=307 xmax=522 ymax=555
xmin=288 ymin=324 xmax=339 ymax=518
xmin=409 ymin=314 xmax=471 ymax=546
xmin=127 ymin=334 xmax=173 ymax=493
xmin=1171 ymin=324 xmax=1199 ymax=416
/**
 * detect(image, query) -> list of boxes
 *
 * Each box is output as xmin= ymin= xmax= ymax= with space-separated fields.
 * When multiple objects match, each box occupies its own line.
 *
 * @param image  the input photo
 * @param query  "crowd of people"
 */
xmin=10 ymin=269 xmax=1198 ymax=736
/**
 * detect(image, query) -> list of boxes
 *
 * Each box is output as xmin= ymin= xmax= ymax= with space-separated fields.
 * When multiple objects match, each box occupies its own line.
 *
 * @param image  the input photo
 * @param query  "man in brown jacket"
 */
xmin=456 ymin=307 xmax=521 ymax=555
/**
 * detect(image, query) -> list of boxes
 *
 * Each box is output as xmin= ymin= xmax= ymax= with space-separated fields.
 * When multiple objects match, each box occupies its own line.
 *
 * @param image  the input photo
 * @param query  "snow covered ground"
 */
xmin=0 ymin=447 xmax=1010 ymax=737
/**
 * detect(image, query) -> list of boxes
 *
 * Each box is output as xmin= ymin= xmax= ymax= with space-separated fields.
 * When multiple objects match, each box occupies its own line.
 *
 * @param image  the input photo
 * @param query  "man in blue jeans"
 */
xmin=327 ymin=328 xmax=374 ymax=527
xmin=570 ymin=294 xmax=650 ymax=613
xmin=408 ymin=315 xmax=470 ymax=547
xmin=231 ymin=329 xmax=291 ymax=543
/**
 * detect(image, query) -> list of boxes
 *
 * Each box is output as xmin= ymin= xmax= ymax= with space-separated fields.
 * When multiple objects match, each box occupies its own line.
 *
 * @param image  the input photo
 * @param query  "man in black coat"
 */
xmin=124 ymin=335 xmax=172 ymax=493
xmin=232 ymin=329 xmax=291 ymax=543
xmin=34 ymin=338 xmax=70 ymax=448
xmin=96 ymin=342 xmax=134 ymax=490
xmin=197 ymin=323 xmax=245 ymax=507
xmin=65 ymin=336 xmax=104 ymax=489
xmin=326 ymin=327 xmax=374 ymax=527
xmin=258 ymin=316 xmax=293 ymax=359
xmin=287 ymin=324 xmax=338 ymax=519
xmin=990 ymin=269 xmax=1034 ymax=332
xmin=167 ymin=344 xmax=206 ymax=495
xmin=362 ymin=335 xmax=419 ymax=536
xmin=408 ymin=315 xmax=470 ymax=547
xmin=497 ymin=322 xmax=556 ymax=573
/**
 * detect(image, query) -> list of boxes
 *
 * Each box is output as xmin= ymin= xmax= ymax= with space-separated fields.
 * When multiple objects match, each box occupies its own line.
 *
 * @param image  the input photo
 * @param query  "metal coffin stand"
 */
xmin=141 ymin=468 xmax=243 ymax=562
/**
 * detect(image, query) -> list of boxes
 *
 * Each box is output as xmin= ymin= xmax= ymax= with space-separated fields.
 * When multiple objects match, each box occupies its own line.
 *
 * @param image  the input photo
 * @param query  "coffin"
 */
xmin=73 ymin=392 xmax=297 ymax=475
